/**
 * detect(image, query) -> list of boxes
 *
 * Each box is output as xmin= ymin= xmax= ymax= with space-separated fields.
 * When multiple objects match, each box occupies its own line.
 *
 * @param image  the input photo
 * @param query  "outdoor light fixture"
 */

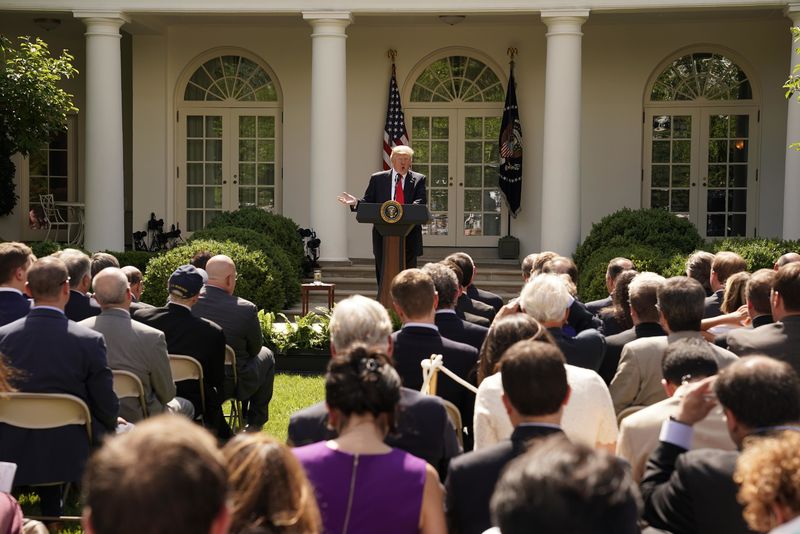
xmin=439 ymin=15 xmax=466 ymax=26
xmin=34 ymin=18 xmax=61 ymax=31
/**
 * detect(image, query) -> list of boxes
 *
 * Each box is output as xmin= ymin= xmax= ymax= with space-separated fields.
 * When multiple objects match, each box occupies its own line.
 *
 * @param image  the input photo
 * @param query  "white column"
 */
xmin=303 ymin=12 xmax=352 ymax=262
xmin=74 ymin=12 xmax=128 ymax=252
xmin=539 ymin=10 xmax=589 ymax=255
xmin=784 ymin=6 xmax=800 ymax=239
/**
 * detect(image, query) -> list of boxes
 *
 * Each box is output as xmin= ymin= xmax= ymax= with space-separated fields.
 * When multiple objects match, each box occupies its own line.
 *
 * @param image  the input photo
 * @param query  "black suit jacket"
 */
xmin=568 ymin=299 xmax=603 ymax=333
xmin=445 ymin=425 xmax=563 ymax=534
xmin=64 ymin=289 xmax=101 ymax=322
xmin=456 ymin=293 xmax=496 ymax=323
xmin=391 ymin=326 xmax=478 ymax=447
xmin=435 ymin=310 xmax=488 ymax=353
xmin=133 ymin=303 xmax=226 ymax=422
xmin=641 ymin=441 xmax=755 ymax=534
xmin=599 ymin=322 xmax=666 ymax=384
xmin=0 ymin=308 xmax=118 ymax=484
xmin=714 ymin=314 xmax=773 ymax=348
xmin=466 ymin=285 xmax=503 ymax=313
xmin=547 ymin=326 xmax=606 ymax=372
xmin=0 ymin=290 xmax=30 ymax=327
xmin=725 ymin=315 xmax=800 ymax=375
xmin=585 ymin=295 xmax=612 ymax=315
xmin=703 ymin=289 xmax=724 ymax=318
xmin=288 ymin=387 xmax=461 ymax=480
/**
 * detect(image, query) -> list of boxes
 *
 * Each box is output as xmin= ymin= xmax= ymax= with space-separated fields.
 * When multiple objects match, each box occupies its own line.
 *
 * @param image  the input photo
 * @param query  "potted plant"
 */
xmin=259 ymin=309 xmax=331 ymax=374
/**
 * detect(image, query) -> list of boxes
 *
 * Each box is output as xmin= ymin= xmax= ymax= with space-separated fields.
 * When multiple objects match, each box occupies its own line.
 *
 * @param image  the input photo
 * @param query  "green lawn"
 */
xmin=261 ymin=372 xmax=325 ymax=442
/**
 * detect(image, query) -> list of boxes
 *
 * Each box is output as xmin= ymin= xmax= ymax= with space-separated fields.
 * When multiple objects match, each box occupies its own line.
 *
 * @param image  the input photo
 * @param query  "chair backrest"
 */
xmin=0 ymin=392 xmax=92 ymax=444
xmin=169 ymin=354 xmax=205 ymax=412
xmin=441 ymin=398 xmax=464 ymax=449
xmin=112 ymin=370 xmax=148 ymax=418
xmin=224 ymin=344 xmax=238 ymax=383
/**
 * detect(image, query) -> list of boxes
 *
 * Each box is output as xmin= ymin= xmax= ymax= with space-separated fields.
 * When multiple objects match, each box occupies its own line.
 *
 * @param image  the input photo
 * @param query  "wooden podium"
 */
xmin=356 ymin=202 xmax=431 ymax=307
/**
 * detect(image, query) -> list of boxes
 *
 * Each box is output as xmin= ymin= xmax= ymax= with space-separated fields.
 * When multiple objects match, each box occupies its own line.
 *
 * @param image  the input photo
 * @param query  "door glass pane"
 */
xmin=238 ymin=114 xmax=276 ymax=211
xmin=705 ymin=114 xmax=749 ymax=237
xmin=413 ymin=116 xmax=450 ymax=236
xmin=649 ymin=115 xmax=692 ymax=217
xmin=463 ymin=115 xmax=502 ymax=237
xmin=186 ymin=114 xmax=223 ymax=231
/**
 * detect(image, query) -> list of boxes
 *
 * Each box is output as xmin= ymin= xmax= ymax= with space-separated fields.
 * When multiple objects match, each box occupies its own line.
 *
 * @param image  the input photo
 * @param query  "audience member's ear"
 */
xmin=661 ymin=378 xmax=677 ymax=397
xmin=561 ymin=385 xmax=572 ymax=407
xmin=386 ymin=336 xmax=394 ymax=357
xmin=23 ymin=282 xmax=32 ymax=298
xmin=500 ymin=392 xmax=513 ymax=417
xmin=81 ymin=509 xmax=96 ymax=534
xmin=210 ymin=503 xmax=231 ymax=534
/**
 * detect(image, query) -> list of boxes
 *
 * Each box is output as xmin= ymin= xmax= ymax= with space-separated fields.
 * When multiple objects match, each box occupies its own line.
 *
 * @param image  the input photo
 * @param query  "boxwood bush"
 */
xmin=104 ymin=250 xmax=159 ymax=273
xmin=707 ymin=238 xmax=800 ymax=272
xmin=206 ymin=207 xmax=304 ymax=271
xmin=140 ymin=239 xmax=284 ymax=312
xmin=190 ymin=225 xmax=300 ymax=307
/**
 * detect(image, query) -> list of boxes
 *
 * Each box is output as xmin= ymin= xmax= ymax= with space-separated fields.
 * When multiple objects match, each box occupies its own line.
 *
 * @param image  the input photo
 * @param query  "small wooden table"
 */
xmin=300 ymin=283 xmax=336 ymax=315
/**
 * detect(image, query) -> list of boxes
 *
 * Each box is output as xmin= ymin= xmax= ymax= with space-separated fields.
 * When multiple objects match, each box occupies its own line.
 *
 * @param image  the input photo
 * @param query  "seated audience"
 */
xmin=121 ymin=265 xmax=153 ymax=312
xmin=616 ymin=338 xmax=734 ymax=482
xmin=702 ymin=271 xmax=751 ymax=339
xmin=423 ymin=262 xmax=488 ymax=352
xmin=721 ymin=271 xmax=750 ymax=315
xmin=726 ymin=263 xmax=800 ymax=375
xmin=193 ymin=255 xmax=275 ymax=431
xmin=641 ymin=356 xmax=800 ymax=534
xmin=0 ymin=257 xmax=118 ymax=516
xmin=0 ymin=242 xmax=34 ymax=327
xmin=530 ymin=251 xmax=558 ymax=277
xmin=293 ymin=346 xmax=446 ymax=534
xmin=446 ymin=253 xmax=496 ymax=325
xmin=473 ymin=315 xmax=617 ymax=452
xmin=489 ymin=435 xmax=640 ymax=534
xmin=610 ymin=276 xmax=737 ymax=415
xmin=57 ymin=248 xmax=101 ymax=321
xmin=541 ymin=256 xmax=579 ymax=287
xmin=89 ymin=252 xmax=119 ymax=279
xmin=80 ymin=267 xmax=193 ymax=422
xmin=519 ymin=273 xmax=605 ymax=371
xmin=686 ymin=250 xmax=715 ymax=297
xmin=134 ymin=265 xmax=228 ymax=438
xmin=598 ymin=269 xmax=637 ymax=336
xmin=446 ymin=340 xmax=569 ymax=534
xmin=288 ymin=295 xmax=460 ymax=480
xmin=456 ymin=253 xmax=503 ymax=312
xmin=81 ymin=415 xmax=230 ymax=534
xmin=735 ymin=430 xmax=800 ymax=534
xmin=223 ymin=433 xmax=321 ymax=534
xmin=585 ymin=257 xmax=634 ymax=314
xmin=599 ymin=272 xmax=666 ymax=384
xmin=711 ymin=269 xmax=774 ymax=348
xmin=774 ymin=252 xmax=800 ymax=271
xmin=390 ymin=269 xmax=478 ymax=447
xmin=705 ymin=251 xmax=747 ymax=318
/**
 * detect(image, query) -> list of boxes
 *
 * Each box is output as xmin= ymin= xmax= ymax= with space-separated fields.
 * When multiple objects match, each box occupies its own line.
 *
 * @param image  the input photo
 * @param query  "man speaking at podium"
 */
xmin=338 ymin=145 xmax=427 ymax=284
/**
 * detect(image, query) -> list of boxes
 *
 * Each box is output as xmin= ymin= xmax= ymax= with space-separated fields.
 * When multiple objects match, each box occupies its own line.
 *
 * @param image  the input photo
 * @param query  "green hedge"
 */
xmin=103 ymin=250 xmax=159 ymax=273
xmin=190 ymin=226 xmax=300 ymax=307
xmin=206 ymin=207 xmax=304 ymax=271
xmin=706 ymin=238 xmax=800 ymax=272
xmin=27 ymin=240 xmax=62 ymax=258
xmin=140 ymin=239 xmax=284 ymax=312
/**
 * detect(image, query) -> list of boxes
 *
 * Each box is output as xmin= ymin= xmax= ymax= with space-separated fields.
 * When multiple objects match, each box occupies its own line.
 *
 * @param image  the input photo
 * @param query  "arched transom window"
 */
xmin=184 ymin=55 xmax=278 ymax=102
xmin=410 ymin=56 xmax=504 ymax=103
xmin=650 ymin=52 xmax=752 ymax=102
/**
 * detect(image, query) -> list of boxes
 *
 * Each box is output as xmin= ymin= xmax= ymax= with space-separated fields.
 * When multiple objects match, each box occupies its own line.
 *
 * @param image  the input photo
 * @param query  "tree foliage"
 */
xmin=785 ymin=27 xmax=800 ymax=151
xmin=0 ymin=36 xmax=78 ymax=215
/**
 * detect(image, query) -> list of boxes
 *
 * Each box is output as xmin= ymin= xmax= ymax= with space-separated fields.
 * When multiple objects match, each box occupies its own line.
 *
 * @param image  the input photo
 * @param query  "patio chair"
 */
xmin=39 ymin=194 xmax=78 ymax=243
xmin=224 ymin=345 xmax=245 ymax=432
xmin=169 ymin=354 xmax=205 ymax=421
xmin=111 ymin=370 xmax=148 ymax=420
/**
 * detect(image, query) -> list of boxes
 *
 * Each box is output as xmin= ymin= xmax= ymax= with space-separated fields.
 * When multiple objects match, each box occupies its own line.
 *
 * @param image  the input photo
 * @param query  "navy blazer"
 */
xmin=64 ymin=289 xmax=101 ymax=322
xmin=445 ymin=425 xmax=563 ymax=534
xmin=0 ymin=290 xmax=31 ymax=327
xmin=288 ymin=387 xmax=461 ymax=480
xmin=703 ymin=289 xmax=724 ymax=319
xmin=585 ymin=295 xmax=612 ymax=315
xmin=0 ymin=308 xmax=118 ymax=484
xmin=435 ymin=310 xmax=488 ymax=353
xmin=547 ymin=326 xmax=606 ymax=372
xmin=466 ymin=285 xmax=503 ymax=313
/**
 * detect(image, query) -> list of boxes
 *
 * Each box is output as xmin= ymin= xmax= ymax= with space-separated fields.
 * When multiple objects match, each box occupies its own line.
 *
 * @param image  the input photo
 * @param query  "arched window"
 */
xmin=176 ymin=50 xmax=282 ymax=232
xmin=405 ymin=52 xmax=506 ymax=247
xmin=643 ymin=50 xmax=757 ymax=238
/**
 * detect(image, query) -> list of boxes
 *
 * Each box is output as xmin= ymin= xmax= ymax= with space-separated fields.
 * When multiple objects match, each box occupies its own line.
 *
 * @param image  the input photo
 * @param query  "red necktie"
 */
xmin=395 ymin=175 xmax=405 ymax=204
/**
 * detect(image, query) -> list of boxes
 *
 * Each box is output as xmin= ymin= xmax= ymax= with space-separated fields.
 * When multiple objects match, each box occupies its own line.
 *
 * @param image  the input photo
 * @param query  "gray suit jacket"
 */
xmin=726 ymin=316 xmax=800 ymax=375
xmin=609 ymin=331 xmax=738 ymax=414
xmin=81 ymin=307 xmax=175 ymax=422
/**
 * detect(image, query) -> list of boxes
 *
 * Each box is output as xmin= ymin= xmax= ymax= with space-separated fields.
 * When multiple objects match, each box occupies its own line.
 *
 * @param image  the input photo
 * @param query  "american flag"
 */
xmin=383 ymin=64 xmax=409 ymax=170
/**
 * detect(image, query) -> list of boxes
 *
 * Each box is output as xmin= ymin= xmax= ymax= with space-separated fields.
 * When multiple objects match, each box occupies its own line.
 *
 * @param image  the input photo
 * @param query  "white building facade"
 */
xmin=1 ymin=1 xmax=799 ymax=259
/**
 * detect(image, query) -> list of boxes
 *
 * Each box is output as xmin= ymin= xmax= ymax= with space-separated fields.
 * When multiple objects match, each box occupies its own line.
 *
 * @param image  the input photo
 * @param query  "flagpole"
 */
xmin=506 ymin=47 xmax=517 ymax=238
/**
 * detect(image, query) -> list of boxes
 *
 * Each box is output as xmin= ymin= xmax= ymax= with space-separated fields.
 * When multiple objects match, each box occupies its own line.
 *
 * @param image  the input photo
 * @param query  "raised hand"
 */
xmin=337 ymin=192 xmax=358 ymax=206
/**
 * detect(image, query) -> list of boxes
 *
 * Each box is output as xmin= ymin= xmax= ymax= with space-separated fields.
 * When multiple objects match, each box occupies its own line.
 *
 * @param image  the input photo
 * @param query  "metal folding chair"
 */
xmin=169 ymin=354 xmax=205 ymax=421
xmin=112 ymin=370 xmax=148 ymax=419
xmin=224 ymin=345 xmax=245 ymax=432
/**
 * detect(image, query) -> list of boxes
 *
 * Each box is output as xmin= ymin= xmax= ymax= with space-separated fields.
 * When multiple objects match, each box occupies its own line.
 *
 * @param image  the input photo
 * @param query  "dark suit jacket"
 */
xmin=445 ymin=425 xmax=563 ymax=534
xmin=288 ymin=387 xmax=461 ymax=480
xmin=568 ymin=299 xmax=603 ymax=334
xmin=456 ymin=293 xmax=496 ymax=323
xmin=715 ymin=314 xmax=773 ymax=348
xmin=599 ymin=322 xmax=666 ymax=384
xmin=391 ymin=326 xmax=478 ymax=447
xmin=547 ymin=326 xmax=606 ymax=372
xmin=0 ymin=308 xmax=118 ymax=484
xmin=435 ymin=310 xmax=488 ymax=353
xmin=585 ymin=295 xmax=612 ymax=315
xmin=726 ymin=315 xmax=800 ymax=375
xmin=0 ymin=290 xmax=30 ymax=327
xmin=356 ymin=169 xmax=427 ymax=258
xmin=641 ymin=441 xmax=755 ymax=534
xmin=703 ymin=289 xmax=724 ymax=318
xmin=466 ymin=285 xmax=503 ymax=313
xmin=456 ymin=307 xmax=490 ymax=328
xmin=133 ymin=303 xmax=225 ymax=422
xmin=64 ymin=289 xmax=101 ymax=322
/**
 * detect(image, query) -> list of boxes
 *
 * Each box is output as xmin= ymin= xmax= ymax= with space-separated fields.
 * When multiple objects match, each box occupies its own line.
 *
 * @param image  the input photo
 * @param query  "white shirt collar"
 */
xmin=435 ymin=309 xmax=457 ymax=315
xmin=0 ymin=287 xmax=23 ymax=296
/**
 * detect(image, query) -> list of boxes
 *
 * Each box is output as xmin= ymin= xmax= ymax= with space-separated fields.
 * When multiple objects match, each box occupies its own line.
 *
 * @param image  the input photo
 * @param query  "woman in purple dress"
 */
xmin=293 ymin=345 xmax=446 ymax=534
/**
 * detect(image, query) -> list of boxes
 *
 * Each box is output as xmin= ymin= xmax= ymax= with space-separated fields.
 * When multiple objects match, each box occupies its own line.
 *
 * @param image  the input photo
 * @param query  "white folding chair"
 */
xmin=38 ymin=194 xmax=78 ymax=243
xmin=419 ymin=354 xmax=478 ymax=449
xmin=224 ymin=345 xmax=245 ymax=432
xmin=169 ymin=354 xmax=205 ymax=420
xmin=112 ymin=370 xmax=148 ymax=419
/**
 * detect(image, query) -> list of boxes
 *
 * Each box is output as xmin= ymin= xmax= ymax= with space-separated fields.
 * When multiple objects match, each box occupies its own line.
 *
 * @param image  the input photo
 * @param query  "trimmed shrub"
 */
xmin=578 ymin=244 xmax=681 ymax=301
xmin=574 ymin=208 xmax=702 ymax=273
xmin=140 ymin=239 xmax=284 ymax=312
xmin=27 ymin=240 xmax=61 ymax=258
xmin=206 ymin=207 xmax=304 ymax=271
xmin=707 ymin=238 xmax=800 ymax=272
xmin=190 ymin=226 xmax=300 ymax=307
xmin=104 ymin=250 xmax=159 ymax=273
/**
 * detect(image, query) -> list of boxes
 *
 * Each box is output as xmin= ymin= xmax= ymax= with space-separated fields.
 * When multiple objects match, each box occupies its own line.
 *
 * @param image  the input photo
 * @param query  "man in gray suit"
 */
xmin=192 ymin=255 xmax=275 ymax=431
xmin=81 ymin=268 xmax=193 ymax=422
xmin=726 ymin=262 xmax=800 ymax=374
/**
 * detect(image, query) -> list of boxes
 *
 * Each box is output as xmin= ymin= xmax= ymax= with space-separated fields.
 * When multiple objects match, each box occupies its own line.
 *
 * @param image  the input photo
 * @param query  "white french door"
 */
xmin=177 ymin=108 xmax=281 ymax=232
xmin=408 ymin=108 xmax=505 ymax=246
xmin=643 ymin=106 xmax=758 ymax=238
